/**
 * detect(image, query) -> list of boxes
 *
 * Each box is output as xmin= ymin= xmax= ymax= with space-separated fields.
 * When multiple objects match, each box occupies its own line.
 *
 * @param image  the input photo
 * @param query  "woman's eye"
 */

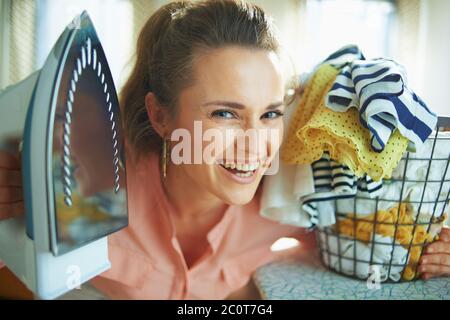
xmin=262 ymin=110 xmax=284 ymax=119
xmin=211 ymin=110 xmax=237 ymax=119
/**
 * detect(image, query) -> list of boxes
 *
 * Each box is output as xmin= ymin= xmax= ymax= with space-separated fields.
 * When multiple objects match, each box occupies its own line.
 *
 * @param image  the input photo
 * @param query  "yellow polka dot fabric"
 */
xmin=336 ymin=204 xmax=448 ymax=281
xmin=281 ymin=64 xmax=409 ymax=181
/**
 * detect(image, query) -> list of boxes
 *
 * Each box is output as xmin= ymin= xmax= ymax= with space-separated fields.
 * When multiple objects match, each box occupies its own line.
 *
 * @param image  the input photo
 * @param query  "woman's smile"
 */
xmin=215 ymin=159 xmax=262 ymax=184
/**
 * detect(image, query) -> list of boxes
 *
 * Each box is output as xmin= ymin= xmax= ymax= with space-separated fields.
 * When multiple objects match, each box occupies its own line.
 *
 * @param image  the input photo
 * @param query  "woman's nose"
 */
xmin=233 ymin=127 xmax=279 ymax=163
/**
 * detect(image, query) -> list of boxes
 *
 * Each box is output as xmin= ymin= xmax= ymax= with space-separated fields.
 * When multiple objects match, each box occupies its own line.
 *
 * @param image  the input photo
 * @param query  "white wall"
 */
xmin=257 ymin=0 xmax=450 ymax=118
xmin=417 ymin=0 xmax=450 ymax=117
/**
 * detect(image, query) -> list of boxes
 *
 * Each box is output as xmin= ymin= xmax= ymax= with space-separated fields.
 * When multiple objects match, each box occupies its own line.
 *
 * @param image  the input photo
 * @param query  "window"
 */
xmin=293 ymin=0 xmax=396 ymax=72
xmin=35 ymin=0 xmax=134 ymax=89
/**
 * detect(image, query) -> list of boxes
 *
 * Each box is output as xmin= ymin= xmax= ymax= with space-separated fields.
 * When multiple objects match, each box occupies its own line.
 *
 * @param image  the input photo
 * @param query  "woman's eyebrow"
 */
xmin=202 ymin=101 xmax=284 ymax=110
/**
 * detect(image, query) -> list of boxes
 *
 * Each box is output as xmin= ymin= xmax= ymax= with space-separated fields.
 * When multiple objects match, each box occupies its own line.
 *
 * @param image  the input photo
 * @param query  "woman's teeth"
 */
xmin=222 ymin=162 xmax=260 ymax=171
xmin=235 ymin=171 xmax=253 ymax=178
xmin=218 ymin=161 xmax=260 ymax=178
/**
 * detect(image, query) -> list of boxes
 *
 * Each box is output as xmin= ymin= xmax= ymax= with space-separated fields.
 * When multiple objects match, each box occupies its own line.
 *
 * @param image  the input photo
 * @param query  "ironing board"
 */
xmin=253 ymin=250 xmax=450 ymax=300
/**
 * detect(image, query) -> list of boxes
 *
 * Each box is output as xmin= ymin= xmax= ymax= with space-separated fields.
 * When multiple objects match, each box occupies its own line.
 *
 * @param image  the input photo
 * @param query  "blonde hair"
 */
xmin=120 ymin=0 xmax=280 ymax=156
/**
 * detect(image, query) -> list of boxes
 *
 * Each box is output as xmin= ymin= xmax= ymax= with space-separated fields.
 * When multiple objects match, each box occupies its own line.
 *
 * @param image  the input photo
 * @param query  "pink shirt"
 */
xmin=90 ymin=150 xmax=316 ymax=299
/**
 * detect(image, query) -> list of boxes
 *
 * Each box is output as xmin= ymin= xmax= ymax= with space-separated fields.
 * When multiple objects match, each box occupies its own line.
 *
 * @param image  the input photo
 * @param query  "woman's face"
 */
xmin=167 ymin=46 xmax=285 ymax=205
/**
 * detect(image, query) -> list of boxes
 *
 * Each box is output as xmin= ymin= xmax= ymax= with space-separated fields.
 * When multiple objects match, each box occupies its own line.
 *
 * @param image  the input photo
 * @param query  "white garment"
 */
xmin=260 ymin=162 xmax=315 ymax=227
xmin=260 ymin=90 xmax=316 ymax=227
xmin=319 ymin=232 xmax=409 ymax=282
xmin=336 ymin=131 xmax=450 ymax=221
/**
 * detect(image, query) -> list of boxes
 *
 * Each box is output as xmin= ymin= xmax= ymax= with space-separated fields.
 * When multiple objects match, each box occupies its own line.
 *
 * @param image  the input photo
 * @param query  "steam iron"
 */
xmin=0 ymin=11 xmax=128 ymax=299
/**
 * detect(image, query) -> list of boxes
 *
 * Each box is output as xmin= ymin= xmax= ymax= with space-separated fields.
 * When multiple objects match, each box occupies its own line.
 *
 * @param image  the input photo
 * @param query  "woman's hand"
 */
xmin=419 ymin=227 xmax=450 ymax=280
xmin=0 ymin=151 xmax=24 ymax=220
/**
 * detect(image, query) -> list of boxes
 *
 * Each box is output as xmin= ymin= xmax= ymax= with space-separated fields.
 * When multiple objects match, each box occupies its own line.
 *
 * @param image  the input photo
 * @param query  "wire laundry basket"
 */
xmin=317 ymin=116 xmax=450 ymax=283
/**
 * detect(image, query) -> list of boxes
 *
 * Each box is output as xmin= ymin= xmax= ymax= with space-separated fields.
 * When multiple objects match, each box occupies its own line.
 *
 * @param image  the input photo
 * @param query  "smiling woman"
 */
xmin=86 ymin=0 xmax=318 ymax=299
xmin=0 ymin=0 xmax=317 ymax=300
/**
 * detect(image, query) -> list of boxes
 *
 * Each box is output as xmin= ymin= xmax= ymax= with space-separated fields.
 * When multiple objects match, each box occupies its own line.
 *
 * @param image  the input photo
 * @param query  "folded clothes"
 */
xmin=334 ymin=203 xmax=447 ymax=280
xmin=260 ymin=152 xmax=382 ymax=229
xmin=281 ymin=63 xmax=409 ymax=181
xmin=264 ymin=111 xmax=386 ymax=229
xmin=319 ymin=231 xmax=408 ymax=282
xmin=301 ymin=152 xmax=383 ymax=228
xmin=336 ymin=131 xmax=450 ymax=220
xmin=266 ymin=45 xmax=444 ymax=233
xmin=261 ymin=94 xmax=383 ymax=228
xmin=310 ymin=153 xmax=383 ymax=198
xmin=325 ymin=46 xmax=437 ymax=153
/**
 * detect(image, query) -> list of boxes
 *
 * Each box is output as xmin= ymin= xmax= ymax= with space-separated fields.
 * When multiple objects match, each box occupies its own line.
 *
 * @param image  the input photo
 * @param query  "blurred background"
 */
xmin=0 ymin=0 xmax=449 ymax=114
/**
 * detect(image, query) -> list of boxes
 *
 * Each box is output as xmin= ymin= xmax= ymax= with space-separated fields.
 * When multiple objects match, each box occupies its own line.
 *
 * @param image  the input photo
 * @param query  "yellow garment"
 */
xmin=281 ymin=64 xmax=409 ymax=181
xmin=335 ymin=204 xmax=448 ymax=280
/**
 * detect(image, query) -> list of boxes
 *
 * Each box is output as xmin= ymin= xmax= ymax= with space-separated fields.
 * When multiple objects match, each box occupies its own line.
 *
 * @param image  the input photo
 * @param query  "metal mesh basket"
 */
xmin=317 ymin=116 xmax=450 ymax=283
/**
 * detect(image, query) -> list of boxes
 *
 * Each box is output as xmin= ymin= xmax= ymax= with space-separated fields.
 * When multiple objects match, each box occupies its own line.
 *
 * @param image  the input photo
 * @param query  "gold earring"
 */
xmin=162 ymin=138 xmax=168 ymax=178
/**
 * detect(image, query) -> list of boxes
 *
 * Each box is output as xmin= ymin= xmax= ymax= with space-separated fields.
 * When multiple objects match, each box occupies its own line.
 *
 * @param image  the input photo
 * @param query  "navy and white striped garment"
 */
xmin=323 ymin=46 xmax=437 ymax=153
xmin=322 ymin=44 xmax=365 ymax=69
xmin=301 ymin=153 xmax=383 ymax=229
